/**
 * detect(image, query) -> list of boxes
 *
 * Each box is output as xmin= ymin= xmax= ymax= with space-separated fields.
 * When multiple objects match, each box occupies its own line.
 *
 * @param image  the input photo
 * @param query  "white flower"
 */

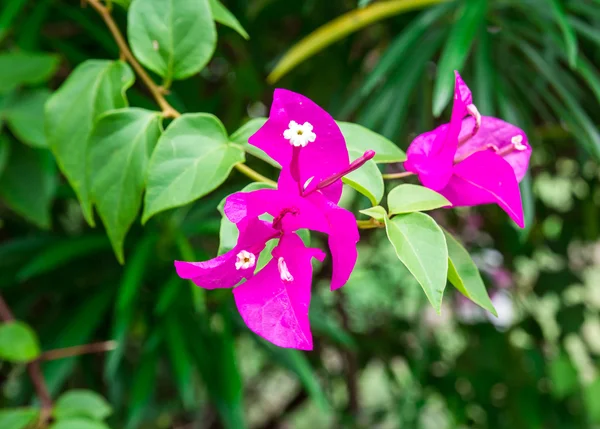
xmin=283 ymin=120 xmax=316 ymax=147
xmin=277 ymin=257 xmax=294 ymax=282
xmin=235 ymin=250 xmax=256 ymax=270
xmin=511 ymin=134 xmax=527 ymax=151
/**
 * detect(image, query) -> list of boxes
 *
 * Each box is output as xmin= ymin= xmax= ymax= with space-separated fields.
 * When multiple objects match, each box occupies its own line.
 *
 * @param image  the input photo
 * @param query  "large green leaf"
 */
xmin=209 ymin=0 xmax=249 ymax=39
xmin=128 ymin=0 xmax=217 ymax=82
xmin=89 ymin=108 xmax=162 ymax=263
xmin=0 ymin=408 xmax=39 ymax=429
xmin=4 ymin=88 xmax=51 ymax=148
xmin=432 ymin=0 xmax=487 ymax=116
xmin=143 ymin=113 xmax=245 ymax=223
xmin=0 ymin=321 xmax=41 ymax=362
xmin=45 ymin=60 xmax=134 ymax=226
xmin=0 ymin=144 xmax=56 ymax=229
xmin=384 ymin=212 xmax=448 ymax=312
xmin=443 ymin=229 xmax=496 ymax=315
xmin=53 ymin=390 xmax=112 ymax=421
xmin=0 ymin=51 xmax=59 ymax=94
xmin=337 ymin=121 xmax=406 ymax=163
xmin=387 ymin=184 xmax=450 ymax=215
xmin=342 ymin=149 xmax=384 ymax=205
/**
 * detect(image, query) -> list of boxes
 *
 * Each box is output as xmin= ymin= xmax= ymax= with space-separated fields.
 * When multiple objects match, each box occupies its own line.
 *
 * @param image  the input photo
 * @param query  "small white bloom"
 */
xmin=467 ymin=104 xmax=481 ymax=130
xmin=283 ymin=120 xmax=316 ymax=147
xmin=235 ymin=250 xmax=256 ymax=270
xmin=511 ymin=134 xmax=527 ymax=151
xmin=278 ymin=257 xmax=294 ymax=282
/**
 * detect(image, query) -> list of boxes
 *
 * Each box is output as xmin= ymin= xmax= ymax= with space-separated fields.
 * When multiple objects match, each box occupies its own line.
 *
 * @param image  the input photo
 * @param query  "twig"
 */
xmin=41 ymin=341 xmax=118 ymax=361
xmin=382 ymin=171 xmax=414 ymax=180
xmin=356 ymin=219 xmax=383 ymax=229
xmin=0 ymin=295 xmax=53 ymax=426
xmin=84 ymin=0 xmax=273 ymax=183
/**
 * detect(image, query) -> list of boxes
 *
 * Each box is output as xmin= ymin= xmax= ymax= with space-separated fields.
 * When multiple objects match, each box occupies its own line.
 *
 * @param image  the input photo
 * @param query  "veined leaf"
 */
xmin=432 ymin=0 xmax=487 ymax=116
xmin=387 ymin=184 xmax=450 ymax=215
xmin=143 ymin=113 xmax=245 ymax=223
xmin=0 ymin=51 xmax=59 ymax=93
xmin=128 ymin=0 xmax=217 ymax=82
xmin=443 ymin=229 xmax=496 ymax=316
xmin=0 ymin=321 xmax=41 ymax=362
xmin=342 ymin=149 xmax=384 ymax=205
xmin=45 ymin=60 xmax=134 ymax=226
xmin=209 ymin=0 xmax=249 ymax=39
xmin=89 ymin=108 xmax=162 ymax=263
xmin=384 ymin=212 xmax=448 ymax=312
xmin=337 ymin=122 xmax=406 ymax=163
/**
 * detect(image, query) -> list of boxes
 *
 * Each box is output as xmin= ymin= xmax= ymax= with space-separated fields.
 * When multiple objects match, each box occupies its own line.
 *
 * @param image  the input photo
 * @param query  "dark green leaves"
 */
xmin=54 ymin=390 xmax=112 ymax=421
xmin=550 ymin=0 xmax=578 ymax=67
xmin=432 ymin=0 xmax=487 ymax=116
xmin=0 ymin=144 xmax=56 ymax=229
xmin=0 ymin=51 xmax=59 ymax=93
xmin=0 ymin=321 xmax=41 ymax=362
xmin=46 ymin=60 xmax=134 ymax=226
xmin=143 ymin=113 xmax=245 ymax=223
xmin=387 ymin=184 xmax=450 ymax=214
xmin=444 ymin=230 xmax=496 ymax=315
xmin=128 ymin=0 xmax=217 ymax=82
xmin=209 ymin=0 xmax=249 ymax=40
xmin=337 ymin=121 xmax=406 ymax=163
xmin=89 ymin=109 xmax=162 ymax=263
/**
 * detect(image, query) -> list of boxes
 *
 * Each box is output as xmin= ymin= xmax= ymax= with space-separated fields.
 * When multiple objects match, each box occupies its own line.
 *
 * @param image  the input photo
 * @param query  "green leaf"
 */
xmin=341 ymin=149 xmax=383 ymax=205
xmin=517 ymin=171 xmax=535 ymax=242
xmin=209 ymin=0 xmax=249 ymax=40
xmin=383 ymin=212 xmax=448 ymax=312
xmin=0 ymin=135 xmax=9 ymax=177
xmin=548 ymin=351 xmax=578 ymax=399
xmin=230 ymin=117 xmax=277 ymax=167
xmin=49 ymin=419 xmax=110 ymax=429
xmin=128 ymin=0 xmax=217 ymax=82
xmin=0 ymin=144 xmax=56 ymax=229
xmin=550 ymin=0 xmax=578 ymax=67
xmin=0 ymin=408 xmax=39 ymax=429
xmin=584 ymin=377 xmax=600 ymax=423
xmin=143 ymin=113 xmax=245 ymax=223
xmin=54 ymin=390 xmax=112 ymax=421
xmin=337 ymin=122 xmax=406 ymax=163
xmin=89 ymin=108 xmax=162 ymax=263
xmin=432 ymin=0 xmax=487 ymax=116
xmin=387 ymin=184 xmax=450 ymax=215
xmin=46 ymin=60 xmax=134 ymax=226
xmin=0 ymin=0 xmax=28 ymax=43
xmin=443 ymin=229 xmax=496 ymax=316
xmin=359 ymin=205 xmax=387 ymax=222
xmin=4 ymin=89 xmax=51 ymax=148
xmin=0 ymin=321 xmax=41 ymax=362
xmin=0 ymin=51 xmax=59 ymax=94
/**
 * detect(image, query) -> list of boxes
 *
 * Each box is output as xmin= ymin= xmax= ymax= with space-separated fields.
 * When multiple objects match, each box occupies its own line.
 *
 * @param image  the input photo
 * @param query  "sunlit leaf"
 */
xmin=0 ymin=321 xmax=40 ymax=362
xmin=359 ymin=205 xmax=387 ymax=222
xmin=54 ymin=390 xmax=112 ymax=421
xmin=387 ymin=184 xmax=450 ymax=215
xmin=337 ymin=122 xmax=406 ymax=163
xmin=143 ymin=113 xmax=245 ymax=223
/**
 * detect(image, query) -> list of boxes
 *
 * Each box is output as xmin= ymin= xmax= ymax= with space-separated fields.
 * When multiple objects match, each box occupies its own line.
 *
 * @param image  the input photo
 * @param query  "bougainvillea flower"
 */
xmin=175 ymin=89 xmax=373 ymax=350
xmin=404 ymin=71 xmax=531 ymax=227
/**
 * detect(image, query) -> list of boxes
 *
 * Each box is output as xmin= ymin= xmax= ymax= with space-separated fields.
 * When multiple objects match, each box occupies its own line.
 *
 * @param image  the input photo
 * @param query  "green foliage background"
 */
xmin=2 ymin=0 xmax=600 ymax=428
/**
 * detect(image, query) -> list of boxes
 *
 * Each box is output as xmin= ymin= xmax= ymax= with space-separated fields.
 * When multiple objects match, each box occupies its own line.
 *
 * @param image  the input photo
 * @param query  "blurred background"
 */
xmin=2 ymin=0 xmax=600 ymax=428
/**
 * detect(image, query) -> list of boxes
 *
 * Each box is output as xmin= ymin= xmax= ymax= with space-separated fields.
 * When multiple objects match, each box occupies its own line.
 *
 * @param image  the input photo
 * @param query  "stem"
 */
xmin=41 ymin=341 xmax=117 ymax=361
xmin=0 ymin=296 xmax=53 ymax=425
xmin=84 ymin=0 xmax=273 ymax=182
xmin=356 ymin=219 xmax=383 ymax=229
xmin=234 ymin=163 xmax=277 ymax=186
xmin=382 ymin=171 xmax=414 ymax=180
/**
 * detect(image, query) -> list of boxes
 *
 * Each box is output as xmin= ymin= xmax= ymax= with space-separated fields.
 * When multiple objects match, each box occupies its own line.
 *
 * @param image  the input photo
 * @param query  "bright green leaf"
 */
xmin=4 ymin=89 xmax=50 ymax=148
xmin=359 ymin=205 xmax=387 ymax=222
xmin=128 ymin=0 xmax=217 ymax=82
xmin=49 ymin=419 xmax=110 ymax=429
xmin=46 ymin=60 xmax=134 ymax=226
xmin=0 ymin=144 xmax=56 ymax=229
xmin=342 ymin=149 xmax=383 ymax=205
xmin=0 ymin=321 xmax=41 ymax=362
xmin=432 ymin=0 xmax=487 ymax=116
xmin=54 ymin=390 xmax=112 ymax=421
xmin=0 ymin=408 xmax=39 ymax=429
xmin=0 ymin=51 xmax=59 ymax=94
xmin=443 ymin=229 xmax=496 ymax=316
xmin=387 ymin=184 xmax=450 ymax=215
xmin=143 ymin=113 xmax=245 ymax=223
xmin=89 ymin=108 xmax=162 ymax=263
xmin=383 ymin=212 xmax=448 ymax=312
xmin=337 ymin=121 xmax=406 ymax=163
xmin=209 ymin=0 xmax=249 ymax=39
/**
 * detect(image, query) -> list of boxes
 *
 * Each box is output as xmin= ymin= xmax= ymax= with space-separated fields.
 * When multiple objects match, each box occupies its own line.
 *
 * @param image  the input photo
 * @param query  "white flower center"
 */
xmin=235 ymin=250 xmax=256 ymax=270
xmin=283 ymin=120 xmax=316 ymax=147
xmin=511 ymin=135 xmax=527 ymax=151
xmin=277 ymin=257 xmax=294 ymax=282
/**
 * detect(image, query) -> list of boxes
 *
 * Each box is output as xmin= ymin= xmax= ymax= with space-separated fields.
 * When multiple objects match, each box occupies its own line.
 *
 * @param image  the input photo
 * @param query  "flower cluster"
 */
xmin=175 ymin=89 xmax=373 ymax=350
